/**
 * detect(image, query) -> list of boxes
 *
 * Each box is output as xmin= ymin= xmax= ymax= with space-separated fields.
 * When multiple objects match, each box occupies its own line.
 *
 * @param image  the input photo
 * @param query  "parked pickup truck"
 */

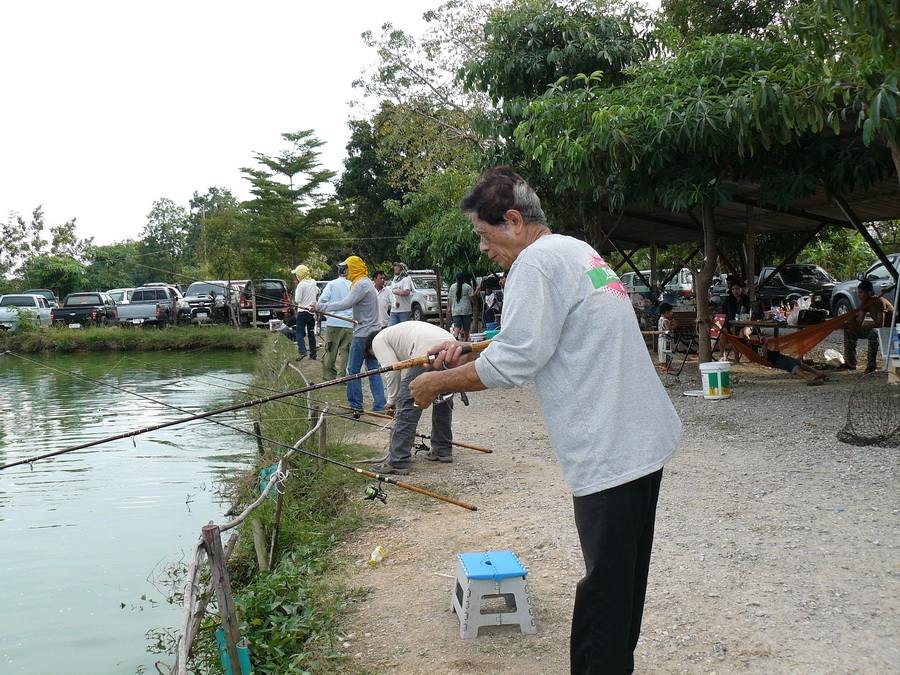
xmin=22 ymin=288 xmax=60 ymax=308
xmin=184 ymin=280 xmax=244 ymax=323
xmin=117 ymin=286 xmax=178 ymax=327
xmin=53 ymin=292 xmax=119 ymax=327
xmin=239 ymin=278 xmax=292 ymax=325
xmin=830 ymin=252 xmax=899 ymax=315
xmin=756 ymin=264 xmax=836 ymax=311
xmin=0 ymin=294 xmax=53 ymax=331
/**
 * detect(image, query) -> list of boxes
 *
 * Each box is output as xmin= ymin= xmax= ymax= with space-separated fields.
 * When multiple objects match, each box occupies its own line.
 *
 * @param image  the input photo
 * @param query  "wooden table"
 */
xmin=729 ymin=320 xmax=803 ymax=340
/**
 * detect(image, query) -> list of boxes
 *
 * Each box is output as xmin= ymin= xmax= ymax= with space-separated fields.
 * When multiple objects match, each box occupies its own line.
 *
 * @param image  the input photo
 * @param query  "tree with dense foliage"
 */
xmin=391 ymin=169 xmax=491 ymax=277
xmin=22 ymin=255 xmax=86 ymax=297
xmin=1 ymin=206 xmax=92 ymax=290
xmin=83 ymin=241 xmax=144 ymax=290
xmin=660 ymin=0 xmax=797 ymax=39
xmin=139 ymin=198 xmax=192 ymax=280
xmin=241 ymin=130 xmax=342 ymax=272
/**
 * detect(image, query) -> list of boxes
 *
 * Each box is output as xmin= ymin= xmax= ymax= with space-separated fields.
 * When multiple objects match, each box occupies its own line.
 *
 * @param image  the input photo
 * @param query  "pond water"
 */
xmin=0 ymin=350 xmax=258 ymax=674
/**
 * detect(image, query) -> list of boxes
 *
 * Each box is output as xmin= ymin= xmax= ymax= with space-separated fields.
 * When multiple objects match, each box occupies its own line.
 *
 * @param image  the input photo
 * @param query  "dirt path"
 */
xmin=335 ymin=362 xmax=898 ymax=674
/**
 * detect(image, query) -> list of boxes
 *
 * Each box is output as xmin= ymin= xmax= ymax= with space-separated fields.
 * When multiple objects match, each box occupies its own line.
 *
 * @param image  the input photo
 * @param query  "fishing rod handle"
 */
xmin=392 ymin=340 xmax=492 ymax=371
xmin=451 ymin=440 xmax=492 ymax=453
xmin=356 ymin=468 xmax=477 ymax=511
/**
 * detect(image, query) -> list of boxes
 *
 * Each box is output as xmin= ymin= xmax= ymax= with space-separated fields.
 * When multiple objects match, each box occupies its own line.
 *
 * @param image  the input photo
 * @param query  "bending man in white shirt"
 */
xmin=365 ymin=322 xmax=456 ymax=475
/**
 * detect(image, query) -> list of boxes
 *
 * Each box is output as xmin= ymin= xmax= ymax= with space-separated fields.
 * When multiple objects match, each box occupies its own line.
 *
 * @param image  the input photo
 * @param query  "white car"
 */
xmin=0 ymin=294 xmax=53 ymax=331
xmin=107 ymin=288 xmax=135 ymax=305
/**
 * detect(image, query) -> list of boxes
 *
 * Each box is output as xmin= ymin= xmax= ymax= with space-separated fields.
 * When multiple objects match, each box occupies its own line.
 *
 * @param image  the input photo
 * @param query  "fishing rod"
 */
xmin=0 ymin=341 xmax=491 ymax=471
xmin=0 ymin=351 xmax=477 ymax=511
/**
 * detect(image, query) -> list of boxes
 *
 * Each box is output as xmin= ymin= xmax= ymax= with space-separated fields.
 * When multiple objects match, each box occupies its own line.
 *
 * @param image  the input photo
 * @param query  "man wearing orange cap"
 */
xmin=312 ymin=256 xmax=386 ymax=413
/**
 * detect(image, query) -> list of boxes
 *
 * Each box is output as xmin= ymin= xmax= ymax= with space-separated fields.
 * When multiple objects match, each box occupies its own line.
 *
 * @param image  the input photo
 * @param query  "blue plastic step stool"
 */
xmin=450 ymin=550 xmax=537 ymax=638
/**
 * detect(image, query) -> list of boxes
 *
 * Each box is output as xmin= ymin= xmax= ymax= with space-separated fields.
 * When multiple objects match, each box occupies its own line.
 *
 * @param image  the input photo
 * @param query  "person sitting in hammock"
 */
xmin=756 ymin=337 xmax=828 ymax=386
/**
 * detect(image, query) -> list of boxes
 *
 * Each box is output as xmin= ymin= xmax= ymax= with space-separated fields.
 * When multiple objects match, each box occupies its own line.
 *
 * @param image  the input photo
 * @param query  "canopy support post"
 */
xmin=834 ymin=194 xmax=899 ymax=283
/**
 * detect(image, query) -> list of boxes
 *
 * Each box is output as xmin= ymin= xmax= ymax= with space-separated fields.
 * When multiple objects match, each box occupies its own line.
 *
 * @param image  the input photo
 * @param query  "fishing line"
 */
xmin=0 ymin=351 xmax=477 ymax=509
xmin=116 ymin=354 xmax=490 ymax=451
xmin=1 ymin=341 xmax=490 ymax=468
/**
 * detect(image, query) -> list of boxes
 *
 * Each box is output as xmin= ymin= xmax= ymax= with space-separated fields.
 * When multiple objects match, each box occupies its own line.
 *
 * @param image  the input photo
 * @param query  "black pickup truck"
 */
xmin=239 ymin=278 xmax=293 ymax=325
xmin=52 ymin=292 xmax=119 ymax=327
xmin=756 ymin=265 xmax=836 ymax=311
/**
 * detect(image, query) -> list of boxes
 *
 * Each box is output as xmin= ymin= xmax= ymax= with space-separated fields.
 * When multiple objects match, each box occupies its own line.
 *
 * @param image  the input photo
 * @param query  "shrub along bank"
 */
xmin=189 ymin=336 xmax=371 ymax=674
xmin=0 ymin=325 xmax=266 ymax=353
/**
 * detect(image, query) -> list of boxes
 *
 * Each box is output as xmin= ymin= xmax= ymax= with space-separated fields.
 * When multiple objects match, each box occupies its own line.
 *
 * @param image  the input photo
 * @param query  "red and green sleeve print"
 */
xmin=585 ymin=254 xmax=628 ymax=301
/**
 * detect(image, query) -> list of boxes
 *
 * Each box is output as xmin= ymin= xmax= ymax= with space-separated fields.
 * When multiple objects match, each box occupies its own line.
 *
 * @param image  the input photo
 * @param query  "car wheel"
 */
xmin=833 ymin=297 xmax=852 ymax=316
xmin=411 ymin=304 xmax=424 ymax=322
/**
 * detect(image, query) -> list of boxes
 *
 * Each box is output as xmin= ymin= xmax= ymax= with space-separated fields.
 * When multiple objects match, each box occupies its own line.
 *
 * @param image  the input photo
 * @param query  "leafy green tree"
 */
xmin=511 ymin=19 xmax=895 ymax=359
xmin=187 ymin=187 xmax=240 ymax=269
xmin=22 ymin=255 xmax=86 ymax=297
xmin=83 ymin=241 xmax=144 ymax=290
xmin=795 ymin=0 xmax=900 ymax=182
xmin=660 ymin=0 xmax=798 ymax=39
xmin=140 ymin=198 xmax=192 ymax=280
xmin=335 ymin=117 xmax=407 ymax=263
xmin=241 ymin=130 xmax=339 ymax=271
xmin=1 ymin=206 xmax=92 ymax=282
xmin=392 ymin=169 xmax=494 ymax=278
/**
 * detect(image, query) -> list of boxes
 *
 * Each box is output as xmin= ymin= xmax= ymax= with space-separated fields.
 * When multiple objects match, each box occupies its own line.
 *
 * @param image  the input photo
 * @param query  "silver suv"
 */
xmin=831 ymin=253 xmax=899 ymax=315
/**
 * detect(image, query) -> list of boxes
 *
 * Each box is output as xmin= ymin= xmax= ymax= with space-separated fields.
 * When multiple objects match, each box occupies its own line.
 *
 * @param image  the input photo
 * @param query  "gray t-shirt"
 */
xmin=318 ymin=277 xmax=380 ymax=337
xmin=475 ymin=234 xmax=681 ymax=496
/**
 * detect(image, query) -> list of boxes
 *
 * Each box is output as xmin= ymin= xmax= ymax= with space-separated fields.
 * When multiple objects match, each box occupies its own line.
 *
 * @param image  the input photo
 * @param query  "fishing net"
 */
xmin=836 ymin=373 xmax=900 ymax=448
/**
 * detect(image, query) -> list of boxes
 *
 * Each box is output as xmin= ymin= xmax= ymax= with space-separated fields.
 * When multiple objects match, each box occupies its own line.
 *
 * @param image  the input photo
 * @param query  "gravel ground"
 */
xmin=335 ymin=335 xmax=899 ymax=674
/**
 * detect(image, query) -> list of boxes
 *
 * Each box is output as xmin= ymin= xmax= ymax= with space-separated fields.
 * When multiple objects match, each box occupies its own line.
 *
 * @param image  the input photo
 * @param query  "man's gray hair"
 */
xmin=460 ymin=166 xmax=547 ymax=226
xmin=513 ymin=180 xmax=546 ymax=225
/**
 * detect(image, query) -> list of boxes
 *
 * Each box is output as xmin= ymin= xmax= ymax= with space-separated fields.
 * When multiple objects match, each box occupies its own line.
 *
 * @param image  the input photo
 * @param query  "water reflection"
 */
xmin=0 ymin=350 xmax=256 ymax=674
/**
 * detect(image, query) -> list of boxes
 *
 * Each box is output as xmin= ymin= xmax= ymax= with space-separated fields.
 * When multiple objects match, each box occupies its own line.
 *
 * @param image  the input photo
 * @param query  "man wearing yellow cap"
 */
xmin=312 ymin=256 xmax=386 ymax=412
xmin=292 ymin=264 xmax=318 ymax=360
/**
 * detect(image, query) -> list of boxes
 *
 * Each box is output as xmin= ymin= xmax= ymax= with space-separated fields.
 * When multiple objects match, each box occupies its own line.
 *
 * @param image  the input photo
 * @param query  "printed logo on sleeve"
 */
xmin=586 ymin=254 xmax=628 ymax=301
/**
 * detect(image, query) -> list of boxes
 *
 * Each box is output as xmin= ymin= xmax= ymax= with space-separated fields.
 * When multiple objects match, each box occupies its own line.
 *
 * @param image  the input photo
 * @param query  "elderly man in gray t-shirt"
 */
xmin=411 ymin=167 xmax=682 ymax=675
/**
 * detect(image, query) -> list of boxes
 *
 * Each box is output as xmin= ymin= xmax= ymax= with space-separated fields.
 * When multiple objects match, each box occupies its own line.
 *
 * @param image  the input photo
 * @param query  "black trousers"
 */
xmin=570 ymin=469 xmax=663 ymax=675
xmin=294 ymin=312 xmax=316 ymax=357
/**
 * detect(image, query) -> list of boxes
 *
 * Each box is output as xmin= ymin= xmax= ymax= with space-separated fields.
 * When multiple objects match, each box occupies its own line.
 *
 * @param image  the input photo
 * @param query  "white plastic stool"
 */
xmin=450 ymin=550 xmax=537 ymax=639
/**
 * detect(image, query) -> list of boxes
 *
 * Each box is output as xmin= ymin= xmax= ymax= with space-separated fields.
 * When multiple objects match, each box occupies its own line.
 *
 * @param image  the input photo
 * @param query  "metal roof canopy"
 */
xmin=596 ymin=174 xmax=899 ymax=255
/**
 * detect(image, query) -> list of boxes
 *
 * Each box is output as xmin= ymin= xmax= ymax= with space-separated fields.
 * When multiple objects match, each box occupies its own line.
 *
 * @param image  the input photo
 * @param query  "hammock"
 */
xmin=765 ymin=296 xmax=878 ymax=357
xmin=718 ymin=296 xmax=881 ymax=368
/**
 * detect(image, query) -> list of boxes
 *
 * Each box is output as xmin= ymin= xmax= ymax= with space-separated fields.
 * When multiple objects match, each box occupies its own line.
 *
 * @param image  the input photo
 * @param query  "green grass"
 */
xmin=190 ymin=336 xmax=374 ymax=675
xmin=0 ymin=325 xmax=266 ymax=353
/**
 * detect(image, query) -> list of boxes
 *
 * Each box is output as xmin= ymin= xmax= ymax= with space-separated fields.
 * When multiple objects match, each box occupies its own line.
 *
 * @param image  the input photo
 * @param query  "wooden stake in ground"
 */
xmin=202 ymin=523 xmax=241 ymax=673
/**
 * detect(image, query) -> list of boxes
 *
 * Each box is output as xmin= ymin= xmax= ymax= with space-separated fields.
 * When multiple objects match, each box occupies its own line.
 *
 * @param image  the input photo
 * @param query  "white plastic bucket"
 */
xmin=268 ymin=319 xmax=284 ymax=331
xmin=699 ymin=361 xmax=731 ymax=400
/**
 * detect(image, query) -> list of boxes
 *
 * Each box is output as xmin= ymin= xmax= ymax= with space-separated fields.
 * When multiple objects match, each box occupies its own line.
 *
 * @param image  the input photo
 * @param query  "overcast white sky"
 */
xmin=1 ymin=0 xmax=660 ymax=245
xmin=0 ymin=0 xmax=434 ymax=244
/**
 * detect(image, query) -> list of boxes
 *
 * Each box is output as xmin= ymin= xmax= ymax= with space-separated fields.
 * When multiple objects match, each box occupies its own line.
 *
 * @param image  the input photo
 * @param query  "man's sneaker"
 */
xmin=864 ymin=365 xmax=877 ymax=374
xmin=371 ymin=462 xmax=410 ymax=475
xmin=309 ymin=354 xmax=317 ymax=360
xmin=423 ymin=450 xmax=453 ymax=463
xmin=295 ymin=354 xmax=307 ymax=362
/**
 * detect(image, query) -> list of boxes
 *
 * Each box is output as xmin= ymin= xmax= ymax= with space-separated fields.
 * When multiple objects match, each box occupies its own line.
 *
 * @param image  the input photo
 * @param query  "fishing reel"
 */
xmin=364 ymin=482 xmax=388 ymax=505
xmin=414 ymin=438 xmax=430 ymax=455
